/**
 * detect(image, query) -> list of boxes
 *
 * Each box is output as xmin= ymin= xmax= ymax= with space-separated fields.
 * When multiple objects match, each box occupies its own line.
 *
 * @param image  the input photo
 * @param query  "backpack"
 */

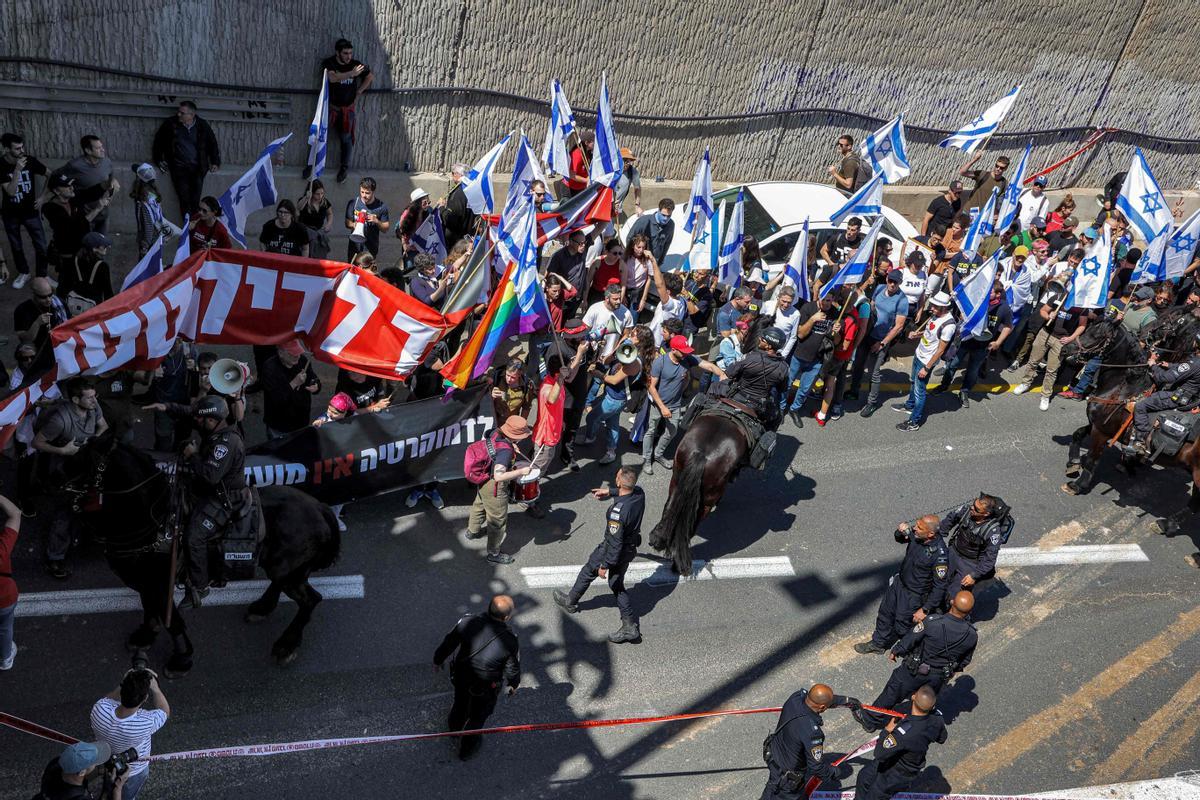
xmin=852 ymin=156 xmax=873 ymax=192
xmin=463 ymin=430 xmax=510 ymax=485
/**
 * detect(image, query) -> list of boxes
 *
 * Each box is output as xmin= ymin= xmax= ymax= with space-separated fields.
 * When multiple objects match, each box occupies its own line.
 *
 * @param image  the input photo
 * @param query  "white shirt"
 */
xmin=648 ymin=295 xmax=687 ymax=346
xmin=582 ymin=300 xmax=633 ymax=357
xmin=622 ymin=255 xmax=652 ymax=294
xmin=915 ymin=313 xmax=957 ymax=364
xmin=91 ymin=697 xmax=168 ymax=777
xmin=773 ymin=304 xmax=801 ymax=358
xmin=899 ymin=269 xmax=927 ymax=305
xmin=1017 ymin=189 xmax=1049 ymax=230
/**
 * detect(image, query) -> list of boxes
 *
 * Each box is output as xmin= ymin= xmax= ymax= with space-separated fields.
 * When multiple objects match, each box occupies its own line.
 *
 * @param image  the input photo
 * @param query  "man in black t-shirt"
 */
xmin=318 ymin=38 xmax=374 ymax=183
xmin=921 ymin=181 xmax=962 ymax=235
xmin=259 ymin=201 xmax=310 ymax=257
xmin=258 ymin=343 xmax=321 ymax=437
xmin=1 ymin=132 xmax=49 ymax=284
xmin=819 ymin=217 xmax=863 ymax=266
xmin=548 ymin=233 xmax=590 ymax=316
xmin=1046 ymin=216 xmax=1079 ymax=254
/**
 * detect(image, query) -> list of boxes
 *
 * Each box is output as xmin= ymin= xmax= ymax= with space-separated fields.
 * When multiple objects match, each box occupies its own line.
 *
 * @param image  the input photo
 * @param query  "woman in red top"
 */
xmin=1043 ymin=193 xmax=1076 ymax=234
xmin=562 ymin=130 xmax=595 ymax=196
xmin=188 ymin=195 xmax=233 ymax=252
xmin=525 ymin=352 xmax=574 ymax=519
xmin=587 ymin=238 xmax=625 ymax=306
xmin=0 ymin=493 xmax=22 ymax=670
xmin=814 ymin=292 xmax=861 ymax=427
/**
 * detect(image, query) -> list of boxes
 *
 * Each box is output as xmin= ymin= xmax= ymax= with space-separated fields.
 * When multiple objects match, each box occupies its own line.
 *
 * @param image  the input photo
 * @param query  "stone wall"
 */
xmin=1 ymin=0 xmax=1199 ymax=187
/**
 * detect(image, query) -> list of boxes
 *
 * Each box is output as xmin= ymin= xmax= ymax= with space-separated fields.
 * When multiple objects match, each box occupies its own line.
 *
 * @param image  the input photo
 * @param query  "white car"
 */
xmin=621 ymin=180 xmax=918 ymax=277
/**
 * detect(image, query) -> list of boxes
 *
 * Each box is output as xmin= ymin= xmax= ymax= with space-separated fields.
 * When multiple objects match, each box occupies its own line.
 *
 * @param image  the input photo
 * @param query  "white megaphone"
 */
xmin=209 ymin=358 xmax=251 ymax=395
xmin=350 ymin=210 xmax=368 ymax=244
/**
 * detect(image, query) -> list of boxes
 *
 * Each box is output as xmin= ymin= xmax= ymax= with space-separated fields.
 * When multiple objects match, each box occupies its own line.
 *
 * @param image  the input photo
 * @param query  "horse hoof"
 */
xmin=1065 ymin=463 xmax=1081 ymax=478
xmin=1061 ymin=483 xmax=1080 ymax=496
xmin=163 ymin=656 xmax=193 ymax=679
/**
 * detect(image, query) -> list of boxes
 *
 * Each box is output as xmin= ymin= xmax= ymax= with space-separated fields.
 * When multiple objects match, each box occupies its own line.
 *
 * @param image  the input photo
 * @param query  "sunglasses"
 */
xmin=34 ymin=292 xmax=54 ymax=300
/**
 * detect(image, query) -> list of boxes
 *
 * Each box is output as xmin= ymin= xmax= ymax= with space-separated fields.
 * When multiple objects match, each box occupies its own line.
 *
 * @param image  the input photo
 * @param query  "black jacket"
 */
xmin=601 ymin=487 xmax=645 ymax=566
xmin=152 ymin=115 xmax=221 ymax=174
xmin=768 ymin=687 xmax=854 ymax=784
xmin=726 ymin=349 xmax=789 ymax=408
xmin=188 ymin=425 xmax=246 ymax=497
xmin=940 ymin=498 xmax=1010 ymax=576
xmin=1151 ymin=355 xmax=1200 ymax=399
xmin=895 ymin=529 xmax=951 ymax=613
xmin=891 ymin=613 xmax=977 ymax=672
xmin=441 ymin=184 xmax=477 ymax=250
xmin=434 ymin=613 xmax=521 ymax=688
xmin=871 ymin=702 xmax=948 ymax=776
xmin=627 ymin=213 xmax=675 ymax=265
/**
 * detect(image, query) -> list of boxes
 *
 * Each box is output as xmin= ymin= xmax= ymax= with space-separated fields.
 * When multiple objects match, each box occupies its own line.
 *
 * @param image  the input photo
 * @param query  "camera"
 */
xmin=106 ymin=747 xmax=138 ymax=777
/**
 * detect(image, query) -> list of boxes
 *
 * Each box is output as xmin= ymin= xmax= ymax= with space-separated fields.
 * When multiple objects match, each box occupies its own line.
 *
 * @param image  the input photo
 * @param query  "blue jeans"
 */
xmin=2 ymin=213 xmax=48 ymax=276
xmin=943 ymin=340 xmax=989 ymax=391
xmin=0 ymin=602 xmax=14 ymax=664
xmin=1071 ymin=355 xmax=1101 ymax=393
xmin=905 ymin=357 xmax=932 ymax=424
xmin=586 ymin=394 xmax=625 ymax=451
xmin=122 ymin=767 xmax=149 ymax=800
xmin=782 ymin=357 xmax=823 ymax=412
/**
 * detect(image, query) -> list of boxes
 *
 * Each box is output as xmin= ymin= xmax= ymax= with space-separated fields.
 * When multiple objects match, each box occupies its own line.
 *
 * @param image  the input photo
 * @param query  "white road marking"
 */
xmin=520 ymin=556 xmax=795 ymax=589
xmin=998 ymin=544 xmax=1149 ymax=568
xmin=14 ymin=575 xmax=365 ymax=618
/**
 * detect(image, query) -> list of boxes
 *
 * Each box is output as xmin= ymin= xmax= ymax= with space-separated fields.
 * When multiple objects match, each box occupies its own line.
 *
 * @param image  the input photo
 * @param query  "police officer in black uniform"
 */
xmin=180 ymin=394 xmax=246 ymax=607
xmin=854 ymin=685 xmax=948 ymax=800
xmin=726 ymin=326 xmax=790 ymax=430
xmin=762 ymin=683 xmax=862 ymax=799
xmin=553 ymin=466 xmax=646 ymax=644
xmin=940 ymin=493 xmax=1012 ymax=601
xmin=856 ymin=591 xmax=977 ymax=732
xmin=433 ymin=594 xmax=522 ymax=761
xmin=1128 ymin=339 xmax=1200 ymax=459
xmin=855 ymin=513 xmax=950 ymax=655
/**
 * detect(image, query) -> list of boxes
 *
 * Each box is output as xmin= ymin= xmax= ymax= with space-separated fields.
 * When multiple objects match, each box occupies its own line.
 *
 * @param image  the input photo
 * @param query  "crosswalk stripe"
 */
xmin=520 ymin=556 xmax=795 ymax=588
xmin=998 ymin=544 xmax=1149 ymax=567
xmin=14 ymin=575 xmax=366 ymax=618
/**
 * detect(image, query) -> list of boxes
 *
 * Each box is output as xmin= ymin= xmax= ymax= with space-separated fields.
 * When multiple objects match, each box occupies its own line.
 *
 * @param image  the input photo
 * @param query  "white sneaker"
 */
xmin=1039 ymin=396 xmax=1051 ymax=412
xmin=427 ymin=489 xmax=445 ymax=509
xmin=0 ymin=641 xmax=16 ymax=670
xmin=599 ymin=450 xmax=616 ymax=465
xmin=11 ymin=273 xmax=29 ymax=290
xmin=1012 ymin=383 xmax=1032 ymax=395
xmin=405 ymin=489 xmax=422 ymax=508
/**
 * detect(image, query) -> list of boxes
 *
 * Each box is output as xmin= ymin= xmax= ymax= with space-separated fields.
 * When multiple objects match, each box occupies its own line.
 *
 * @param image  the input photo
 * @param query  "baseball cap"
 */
xmin=930 ymin=292 xmax=952 ymax=307
xmin=1013 ymin=245 xmax=1030 ymax=257
xmin=667 ymin=334 xmax=694 ymax=355
xmin=1083 ymin=227 xmax=1099 ymax=239
xmin=82 ymin=231 xmax=112 ymax=249
xmin=409 ymin=187 xmax=429 ymax=202
xmin=132 ymin=162 xmax=157 ymax=182
xmin=49 ymin=174 xmax=74 ymax=189
xmin=1030 ymin=216 xmax=1046 ymax=228
xmin=1033 ymin=176 xmax=1048 ymax=186
xmin=886 ymin=268 xmax=903 ymax=283
xmin=1064 ymin=216 xmax=1079 ymax=228
xmin=905 ymin=251 xmax=927 ymax=267
xmin=1133 ymin=286 xmax=1155 ymax=301
xmin=59 ymin=741 xmax=111 ymax=774
xmin=948 ymin=180 xmax=964 ymax=192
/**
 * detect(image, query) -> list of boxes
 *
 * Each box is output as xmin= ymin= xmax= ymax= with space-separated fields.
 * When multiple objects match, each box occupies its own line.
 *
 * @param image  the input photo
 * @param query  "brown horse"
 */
xmin=1061 ymin=312 xmax=1200 ymax=534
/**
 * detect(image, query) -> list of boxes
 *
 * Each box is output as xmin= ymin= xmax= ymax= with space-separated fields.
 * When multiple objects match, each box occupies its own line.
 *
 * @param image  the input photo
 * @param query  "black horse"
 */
xmin=65 ymin=431 xmax=341 ymax=671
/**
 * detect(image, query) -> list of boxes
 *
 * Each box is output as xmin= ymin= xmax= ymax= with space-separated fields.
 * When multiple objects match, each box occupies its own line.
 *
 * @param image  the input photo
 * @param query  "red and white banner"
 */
xmin=0 ymin=250 xmax=469 ymax=431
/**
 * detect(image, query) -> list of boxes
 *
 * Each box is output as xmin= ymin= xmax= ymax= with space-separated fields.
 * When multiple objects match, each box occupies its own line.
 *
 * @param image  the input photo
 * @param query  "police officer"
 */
xmin=1127 ymin=338 xmax=1200 ymax=459
xmin=855 ymin=514 xmax=950 ymax=655
xmin=179 ymin=394 xmax=246 ymax=607
xmin=856 ymin=591 xmax=977 ymax=732
xmin=552 ymin=466 xmax=646 ymax=643
xmin=433 ymin=594 xmax=522 ymax=761
xmin=854 ymin=685 xmax=947 ymax=800
xmin=941 ymin=493 xmax=1012 ymax=601
xmin=762 ymin=683 xmax=862 ymax=799
xmin=725 ymin=326 xmax=790 ymax=430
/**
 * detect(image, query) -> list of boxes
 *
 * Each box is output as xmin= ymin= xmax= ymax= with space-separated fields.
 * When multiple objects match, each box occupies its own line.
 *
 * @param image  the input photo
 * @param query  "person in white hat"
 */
xmin=396 ymin=186 xmax=433 ymax=263
xmin=895 ymin=292 xmax=957 ymax=431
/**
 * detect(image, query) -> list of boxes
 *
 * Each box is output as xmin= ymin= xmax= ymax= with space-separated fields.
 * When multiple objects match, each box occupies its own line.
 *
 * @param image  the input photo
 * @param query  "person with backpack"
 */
xmin=939 ymin=493 xmax=1014 ymax=603
xmin=57 ymin=231 xmax=113 ymax=317
xmin=828 ymin=134 xmax=867 ymax=195
xmin=463 ymin=417 xmax=532 ymax=565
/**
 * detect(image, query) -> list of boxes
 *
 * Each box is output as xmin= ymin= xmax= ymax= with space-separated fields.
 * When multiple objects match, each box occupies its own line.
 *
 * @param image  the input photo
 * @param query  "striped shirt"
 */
xmin=90 ymin=697 xmax=167 ymax=776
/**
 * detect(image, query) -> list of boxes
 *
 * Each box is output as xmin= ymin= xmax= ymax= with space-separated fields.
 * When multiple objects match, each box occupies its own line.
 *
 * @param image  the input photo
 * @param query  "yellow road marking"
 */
xmin=1089 ymin=667 xmax=1200 ymax=783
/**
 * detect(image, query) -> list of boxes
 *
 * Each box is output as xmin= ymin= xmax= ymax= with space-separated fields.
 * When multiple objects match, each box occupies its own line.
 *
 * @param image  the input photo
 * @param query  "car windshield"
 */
xmin=714 ymin=186 xmax=779 ymax=243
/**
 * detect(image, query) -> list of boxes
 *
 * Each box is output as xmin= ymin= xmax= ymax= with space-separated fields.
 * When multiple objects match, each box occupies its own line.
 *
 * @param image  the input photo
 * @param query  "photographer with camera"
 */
xmin=36 ymin=741 xmax=130 ymax=800
xmin=88 ymin=668 xmax=170 ymax=800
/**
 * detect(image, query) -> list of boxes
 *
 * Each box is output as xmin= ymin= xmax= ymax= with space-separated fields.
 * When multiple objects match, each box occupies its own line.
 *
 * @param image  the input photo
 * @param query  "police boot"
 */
xmin=553 ymin=590 xmax=580 ymax=614
xmin=178 ymin=584 xmax=209 ymax=610
xmin=1124 ymin=435 xmax=1153 ymax=461
xmin=608 ymin=616 xmax=641 ymax=644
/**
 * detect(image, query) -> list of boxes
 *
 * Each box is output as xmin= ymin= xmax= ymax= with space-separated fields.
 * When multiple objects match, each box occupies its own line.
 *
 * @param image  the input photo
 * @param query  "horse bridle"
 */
xmin=64 ymin=449 xmax=177 ymax=556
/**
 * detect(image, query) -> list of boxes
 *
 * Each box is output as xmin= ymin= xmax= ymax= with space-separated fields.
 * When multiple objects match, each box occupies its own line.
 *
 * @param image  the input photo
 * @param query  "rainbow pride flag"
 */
xmin=440 ymin=262 xmax=522 ymax=389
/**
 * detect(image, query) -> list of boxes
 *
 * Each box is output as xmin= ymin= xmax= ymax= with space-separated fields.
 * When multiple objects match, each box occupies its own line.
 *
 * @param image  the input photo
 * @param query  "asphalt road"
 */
xmin=4 ymin=369 xmax=1200 ymax=799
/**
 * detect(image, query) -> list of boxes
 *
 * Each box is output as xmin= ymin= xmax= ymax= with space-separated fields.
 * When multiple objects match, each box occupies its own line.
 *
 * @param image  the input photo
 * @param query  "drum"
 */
xmin=512 ymin=479 xmax=540 ymax=503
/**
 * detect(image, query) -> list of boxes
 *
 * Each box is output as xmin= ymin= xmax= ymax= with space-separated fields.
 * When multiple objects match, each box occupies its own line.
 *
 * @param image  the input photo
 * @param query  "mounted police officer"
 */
xmin=1127 ymin=337 xmax=1200 ymax=460
xmin=762 ymin=683 xmax=862 ymax=799
xmin=940 ymin=493 xmax=1013 ymax=601
xmin=855 ymin=591 xmax=977 ymax=732
xmin=855 ymin=514 xmax=950 ymax=655
xmin=179 ymin=394 xmax=247 ymax=607
xmin=725 ymin=326 xmax=791 ymax=432
xmin=853 ymin=685 xmax=948 ymax=800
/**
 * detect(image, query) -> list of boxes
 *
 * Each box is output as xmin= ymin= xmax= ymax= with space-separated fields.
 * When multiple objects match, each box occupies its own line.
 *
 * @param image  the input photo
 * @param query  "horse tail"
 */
xmin=649 ymin=454 xmax=706 ymax=576
xmin=310 ymin=503 xmax=342 ymax=572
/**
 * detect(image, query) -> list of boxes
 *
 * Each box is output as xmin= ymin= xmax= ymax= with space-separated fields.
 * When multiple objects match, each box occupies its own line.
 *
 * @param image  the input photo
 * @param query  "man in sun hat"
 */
xmin=465 ymin=416 xmax=532 ymax=565
xmin=895 ymin=292 xmax=956 ymax=432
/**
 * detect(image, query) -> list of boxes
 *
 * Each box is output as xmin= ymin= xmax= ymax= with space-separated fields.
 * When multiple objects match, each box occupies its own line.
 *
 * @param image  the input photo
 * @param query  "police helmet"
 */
xmin=194 ymin=394 xmax=229 ymax=421
xmin=761 ymin=327 xmax=787 ymax=351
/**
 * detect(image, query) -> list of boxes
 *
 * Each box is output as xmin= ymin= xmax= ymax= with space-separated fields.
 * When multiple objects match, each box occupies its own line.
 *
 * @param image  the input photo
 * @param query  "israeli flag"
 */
xmin=683 ymin=147 xmax=714 ymax=235
xmin=860 ymin=116 xmax=910 ymax=184
xmin=306 ymin=75 xmax=330 ymax=178
xmin=589 ymin=74 xmax=624 ymax=188
xmin=1166 ymin=208 xmax=1200 ymax=279
xmin=996 ymin=140 xmax=1032 ymax=234
xmin=819 ymin=216 xmax=885 ymax=300
xmin=121 ymin=234 xmax=163 ymax=291
xmin=217 ymin=133 xmax=291 ymax=248
xmin=961 ymin=187 xmax=1000 ymax=259
xmin=462 ymin=134 xmax=512 ymax=215
xmin=952 ymin=249 xmax=1001 ymax=338
xmin=783 ymin=218 xmax=812 ymax=303
xmin=830 ymin=172 xmax=883 ymax=226
xmin=1066 ymin=224 xmax=1113 ymax=309
xmin=504 ymin=200 xmax=551 ymax=333
xmin=685 ymin=199 xmax=721 ymax=273
xmin=497 ymin=134 xmax=540 ymax=270
xmin=939 ymin=85 xmax=1022 ymax=154
xmin=718 ymin=189 xmax=745 ymax=286
xmin=1130 ymin=228 xmax=1169 ymax=285
xmin=1117 ymin=148 xmax=1173 ymax=244
xmin=172 ymin=213 xmax=190 ymax=265
xmin=541 ymin=79 xmax=576 ymax=177
xmin=410 ymin=208 xmax=448 ymax=263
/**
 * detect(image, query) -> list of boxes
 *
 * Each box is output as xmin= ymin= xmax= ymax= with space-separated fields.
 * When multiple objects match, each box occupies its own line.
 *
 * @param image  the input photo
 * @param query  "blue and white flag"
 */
xmin=121 ymin=235 xmax=163 ymax=291
xmin=172 ymin=214 xmax=190 ymax=266
xmin=718 ymin=189 xmax=745 ymax=286
xmin=952 ymin=249 xmax=1001 ymax=338
xmin=860 ymin=116 xmax=910 ymax=183
xmin=783 ymin=218 xmax=812 ymax=302
xmin=1130 ymin=228 xmax=1169 ymax=285
xmin=496 ymin=134 xmax=541 ymax=271
xmin=589 ymin=74 xmax=623 ymax=188
xmin=1117 ymin=147 xmax=1173 ymax=244
xmin=830 ymin=172 xmax=883 ymax=226
xmin=961 ymin=187 xmax=1000 ymax=259
xmin=819 ymin=216 xmax=885 ymax=300
xmin=306 ymin=75 xmax=330 ymax=178
xmin=506 ymin=200 xmax=552 ymax=333
xmin=410 ymin=208 xmax=448 ymax=263
xmin=218 ymin=133 xmax=291 ymax=248
xmin=939 ymin=85 xmax=1022 ymax=154
xmin=996 ymin=140 xmax=1032 ymax=234
xmin=462 ymin=134 xmax=512 ymax=215
xmin=1166 ymin=208 xmax=1200 ymax=279
xmin=683 ymin=147 xmax=714 ymax=235
xmin=1066 ymin=224 xmax=1113 ymax=309
xmin=541 ymin=79 xmax=576 ymax=177
xmin=685 ymin=199 xmax=721 ymax=273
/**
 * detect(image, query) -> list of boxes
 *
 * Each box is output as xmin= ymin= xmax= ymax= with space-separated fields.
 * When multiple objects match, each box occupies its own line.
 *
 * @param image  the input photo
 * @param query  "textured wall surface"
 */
xmin=1 ymin=0 xmax=1199 ymax=187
